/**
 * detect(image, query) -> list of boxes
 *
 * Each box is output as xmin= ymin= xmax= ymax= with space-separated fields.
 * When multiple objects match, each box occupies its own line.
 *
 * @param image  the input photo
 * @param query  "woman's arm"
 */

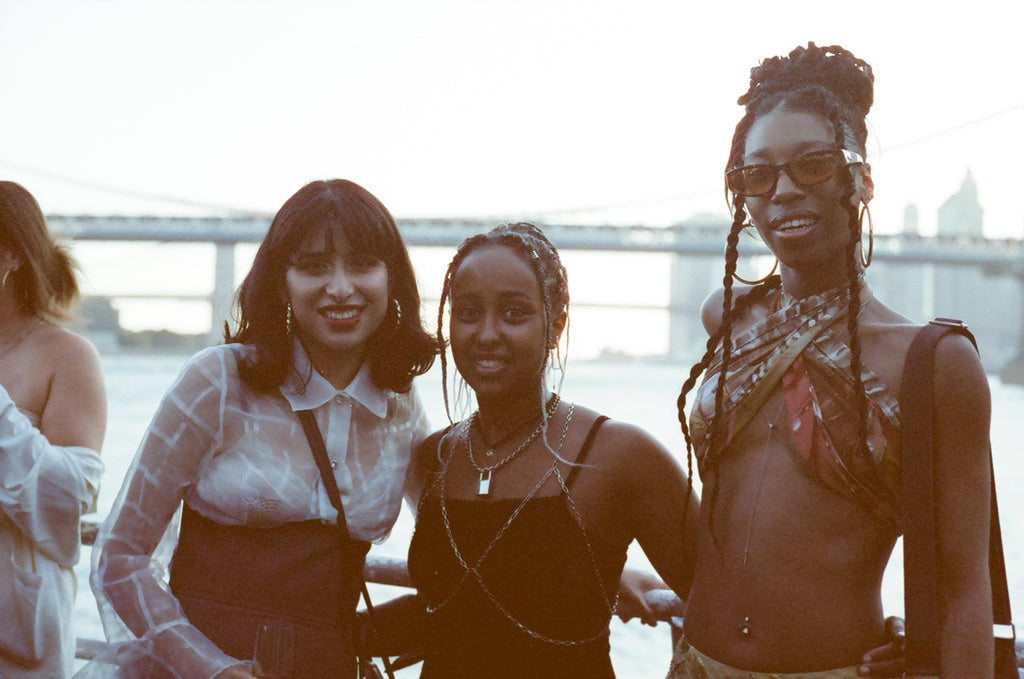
xmin=404 ymin=427 xmax=447 ymax=511
xmin=0 ymin=331 xmax=105 ymax=565
xmin=94 ymin=348 xmax=242 ymax=679
xmin=931 ymin=334 xmax=994 ymax=677
xmin=617 ymin=423 xmax=700 ymax=603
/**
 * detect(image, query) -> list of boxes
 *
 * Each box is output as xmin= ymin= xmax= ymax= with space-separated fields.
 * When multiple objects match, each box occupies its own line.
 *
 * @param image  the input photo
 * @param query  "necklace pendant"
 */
xmin=478 ymin=470 xmax=492 ymax=496
xmin=740 ymin=616 xmax=751 ymax=637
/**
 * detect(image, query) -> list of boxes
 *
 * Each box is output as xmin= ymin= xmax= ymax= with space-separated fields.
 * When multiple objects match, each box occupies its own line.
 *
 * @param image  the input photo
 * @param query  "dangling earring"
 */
xmin=858 ymin=203 xmax=874 ymax=268
xmin=285 ymin=303 xmax=294 ymax=335
xmin=390 ymin=298 xmax=402 ymax=328
xmin=1 ymin=270 xmax=9 ymax=288
xmin=732 ymin=257 xmax=779 ymax=285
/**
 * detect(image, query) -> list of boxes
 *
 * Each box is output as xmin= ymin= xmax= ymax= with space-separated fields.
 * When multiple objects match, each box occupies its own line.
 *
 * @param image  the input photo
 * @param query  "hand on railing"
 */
xmin=616 ymin=568 xmax=685 ymax=627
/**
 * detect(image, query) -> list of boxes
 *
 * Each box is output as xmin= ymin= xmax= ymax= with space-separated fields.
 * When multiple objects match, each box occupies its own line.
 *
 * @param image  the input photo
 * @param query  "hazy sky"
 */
xmin=3 ymin=0 xmax=1023 ymax=238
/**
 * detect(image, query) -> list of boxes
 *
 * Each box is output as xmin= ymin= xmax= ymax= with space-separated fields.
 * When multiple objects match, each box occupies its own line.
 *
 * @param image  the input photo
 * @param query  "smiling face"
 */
xmin=285 ymin=224 xmax=389 ymax=382
xmin=448 ymin=244 xmax=555 ymax=408
xmin=742 ymin=105 xmax=872 ymax=295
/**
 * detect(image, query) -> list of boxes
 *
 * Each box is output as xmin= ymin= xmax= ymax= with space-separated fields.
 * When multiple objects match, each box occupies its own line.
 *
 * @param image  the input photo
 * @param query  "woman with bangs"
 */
xmin=80 ymin=179 xmax=437 ymax=679
xmin=668 ymin=43 xmax=993 ymax=678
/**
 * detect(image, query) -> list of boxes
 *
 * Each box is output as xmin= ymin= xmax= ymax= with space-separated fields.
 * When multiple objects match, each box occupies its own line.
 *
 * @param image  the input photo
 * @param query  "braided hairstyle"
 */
xmin=437 ymin=222 xmax=570 ymax=427
xmin=677 ymin=43 xmax=874 ymax=531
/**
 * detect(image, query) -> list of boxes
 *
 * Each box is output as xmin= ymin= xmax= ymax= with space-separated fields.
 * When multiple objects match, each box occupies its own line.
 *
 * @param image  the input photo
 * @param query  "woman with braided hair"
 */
xmin=668 ymin=43 xmax=993 ymax=677
xmin=368 ymin=221 xmax=700 ymax=678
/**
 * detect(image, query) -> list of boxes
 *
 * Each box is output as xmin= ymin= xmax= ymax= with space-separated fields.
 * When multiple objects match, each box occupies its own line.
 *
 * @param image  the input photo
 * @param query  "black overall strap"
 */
xmin=899 ymin=318 xmax=1016 ymax=676
xmin=298 ymin=409 xmax=396 ymax=679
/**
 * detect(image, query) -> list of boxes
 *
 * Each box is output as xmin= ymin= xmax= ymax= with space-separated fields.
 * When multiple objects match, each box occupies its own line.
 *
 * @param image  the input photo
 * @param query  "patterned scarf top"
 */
xmin=689 ymin=281 xmax=902 ymax=528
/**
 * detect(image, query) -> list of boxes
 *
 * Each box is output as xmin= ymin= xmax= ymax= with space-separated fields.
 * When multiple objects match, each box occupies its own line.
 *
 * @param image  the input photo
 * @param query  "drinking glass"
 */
xmin=252 ymin=620 xmax=295 ymax=679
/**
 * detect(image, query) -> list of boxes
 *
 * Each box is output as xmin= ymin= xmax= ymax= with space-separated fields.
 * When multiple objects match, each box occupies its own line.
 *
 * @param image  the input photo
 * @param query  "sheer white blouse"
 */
xmin=84 ymin=342 xmax=430 ymax=679
xmin=1 ymin=389 xmax=103 ymax=678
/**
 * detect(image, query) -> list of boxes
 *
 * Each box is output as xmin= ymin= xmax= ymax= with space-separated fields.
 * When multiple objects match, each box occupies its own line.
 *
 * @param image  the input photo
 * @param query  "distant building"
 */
xmin=902 ymin=203 xmax=920 ymax=236
xmin=71 ymin=297 xmax=120 ymax=352
xmin=937 ymin=170 xmax=983 ymax=238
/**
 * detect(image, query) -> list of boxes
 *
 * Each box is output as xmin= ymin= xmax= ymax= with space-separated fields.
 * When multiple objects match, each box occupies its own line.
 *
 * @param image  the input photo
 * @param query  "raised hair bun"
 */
xmin=739 ymin=42 xmax=874 ymax=119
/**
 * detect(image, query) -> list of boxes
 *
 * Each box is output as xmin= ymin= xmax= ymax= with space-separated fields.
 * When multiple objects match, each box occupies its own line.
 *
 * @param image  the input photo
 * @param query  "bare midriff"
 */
xmin=683 ymin=389 xmax=897 ymax=673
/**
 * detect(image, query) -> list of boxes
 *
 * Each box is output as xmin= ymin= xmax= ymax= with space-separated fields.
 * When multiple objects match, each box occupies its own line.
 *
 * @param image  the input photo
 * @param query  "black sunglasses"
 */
xmin=726 ymin=149 xmax=864 ymax=197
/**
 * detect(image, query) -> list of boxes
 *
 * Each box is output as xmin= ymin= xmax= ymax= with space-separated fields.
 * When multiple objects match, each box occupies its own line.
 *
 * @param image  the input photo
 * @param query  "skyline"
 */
xmin=4 ymin=0 xmax=1023 ymax=344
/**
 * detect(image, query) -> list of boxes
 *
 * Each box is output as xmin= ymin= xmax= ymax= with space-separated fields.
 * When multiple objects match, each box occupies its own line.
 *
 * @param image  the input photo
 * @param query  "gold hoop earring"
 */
xmin=390 ymin=298 xmax=402 ymax=327
xmin=858 ymin=203 xmax=874 ymax=268
xmin=732 ymin=257 xmax=779 ymax=285
xmin=0 ymin=270 xmax=9 ymax=288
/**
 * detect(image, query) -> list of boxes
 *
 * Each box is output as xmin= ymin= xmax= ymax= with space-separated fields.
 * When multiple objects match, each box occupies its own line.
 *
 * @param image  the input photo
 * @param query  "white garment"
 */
xmin=0 ymin=387 xmax=104 ymax=679
xmin=82 ymin=342 xmax=430 ymax=679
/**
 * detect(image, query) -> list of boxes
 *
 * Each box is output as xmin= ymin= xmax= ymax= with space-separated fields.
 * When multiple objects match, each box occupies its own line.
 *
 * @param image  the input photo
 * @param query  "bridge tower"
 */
xmin=210 ymin=243 xmax=236 ymax=343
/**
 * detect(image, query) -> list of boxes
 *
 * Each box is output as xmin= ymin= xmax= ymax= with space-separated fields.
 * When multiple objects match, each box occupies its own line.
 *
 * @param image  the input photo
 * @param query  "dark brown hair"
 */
xmin=227 ymin=179 xmax=437 ymax=393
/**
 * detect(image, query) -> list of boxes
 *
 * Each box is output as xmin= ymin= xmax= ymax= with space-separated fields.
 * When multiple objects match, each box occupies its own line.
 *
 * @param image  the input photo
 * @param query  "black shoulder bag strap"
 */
xmin=900 ymin=318 xmax=1016 ymax=676
xmin=298 ymin=409 xmax=396 ymax=679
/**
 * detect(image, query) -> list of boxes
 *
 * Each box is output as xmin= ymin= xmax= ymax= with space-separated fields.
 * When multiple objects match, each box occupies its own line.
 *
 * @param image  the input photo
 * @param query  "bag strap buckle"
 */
xmin=930 ymin=317 xmax=968 ymax=329
xmin=993 ymin=621 xmax=1016 ymax=640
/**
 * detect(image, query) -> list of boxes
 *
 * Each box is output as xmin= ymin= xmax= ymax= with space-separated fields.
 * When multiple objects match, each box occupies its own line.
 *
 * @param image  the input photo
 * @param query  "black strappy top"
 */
xmin=408 ymin=416 xmax=625 ymax=679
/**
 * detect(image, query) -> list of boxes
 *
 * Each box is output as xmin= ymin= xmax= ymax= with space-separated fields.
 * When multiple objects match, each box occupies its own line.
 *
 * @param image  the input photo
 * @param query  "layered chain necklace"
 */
xmin=432 ymin=400 xmax=617 ymax=646
xmin=465 ymin=395 xmax=560 ymax=496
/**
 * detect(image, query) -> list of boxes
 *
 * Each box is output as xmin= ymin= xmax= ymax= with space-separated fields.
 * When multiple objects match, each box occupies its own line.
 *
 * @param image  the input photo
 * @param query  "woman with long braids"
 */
xmin=668 ymin=43 xmax=993 ymax=677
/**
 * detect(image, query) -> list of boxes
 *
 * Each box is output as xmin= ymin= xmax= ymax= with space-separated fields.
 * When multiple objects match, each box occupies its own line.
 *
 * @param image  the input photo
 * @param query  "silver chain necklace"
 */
xmin=466 ymin=395 xmax=560 ymax=496
xmin=431 ymin=403 xmax=618 ymax=647
xmin=737 ymin=399 xmax=790 ymax=638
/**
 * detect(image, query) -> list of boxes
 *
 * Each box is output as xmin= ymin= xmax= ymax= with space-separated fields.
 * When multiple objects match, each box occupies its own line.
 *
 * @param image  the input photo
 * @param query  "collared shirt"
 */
xmin=89 ymin=342 xmax=430 ymax=679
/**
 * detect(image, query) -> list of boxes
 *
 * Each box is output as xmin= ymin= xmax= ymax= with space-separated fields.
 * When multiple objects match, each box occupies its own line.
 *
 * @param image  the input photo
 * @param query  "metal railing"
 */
xmin=75 ymin=526 xmax=1024 ymax=670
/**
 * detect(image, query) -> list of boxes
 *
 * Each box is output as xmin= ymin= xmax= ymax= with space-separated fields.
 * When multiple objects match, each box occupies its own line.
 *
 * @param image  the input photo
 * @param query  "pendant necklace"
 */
xmin=737 ymin=399 xmax=787 ymax=638
xmin=466 ymin=395 xmax=560 ymax=496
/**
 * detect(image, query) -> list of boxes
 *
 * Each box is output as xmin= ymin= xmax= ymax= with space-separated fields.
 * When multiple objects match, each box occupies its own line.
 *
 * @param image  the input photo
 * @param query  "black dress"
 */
xmin=408 ymin=417 xmax=625 ymax=679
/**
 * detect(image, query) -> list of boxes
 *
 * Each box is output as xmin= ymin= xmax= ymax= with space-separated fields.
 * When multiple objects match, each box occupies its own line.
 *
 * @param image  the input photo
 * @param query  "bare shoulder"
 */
xmin=699 ymin=283 xmax=769 ymax=337
xmin=32 ymin=324 xmax=106 ymax=448
xmin=581 ymin=411 xmax=682 ymax=478
xmin=856 ymin=299 xmax=928 ymax=391
xmin=36 ymin=324 xmax=103 ymax=368
xmin=699 ymin=287 xmax=727 ymax=335
xmin=406 ymin=425 xmax=453 ymax=506
xmin=932 ymin=330 xmax=989 ymax=402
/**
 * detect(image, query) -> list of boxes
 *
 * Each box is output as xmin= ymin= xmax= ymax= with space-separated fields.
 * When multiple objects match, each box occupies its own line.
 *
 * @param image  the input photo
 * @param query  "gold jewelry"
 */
xmin=1 ymin=269 xmax=10 ymax=288
xmin=858 ymin=203 xmax=874 ymax=268
xmin=732 ymin=257 xmax=779 ymax=285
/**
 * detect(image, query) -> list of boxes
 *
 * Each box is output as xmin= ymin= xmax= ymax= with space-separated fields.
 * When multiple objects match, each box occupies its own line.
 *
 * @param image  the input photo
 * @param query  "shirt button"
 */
xmin=335 ymin=396 xmax=344 ymax=404
xmin=330 ymin=459 xmax=338 ymax=468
